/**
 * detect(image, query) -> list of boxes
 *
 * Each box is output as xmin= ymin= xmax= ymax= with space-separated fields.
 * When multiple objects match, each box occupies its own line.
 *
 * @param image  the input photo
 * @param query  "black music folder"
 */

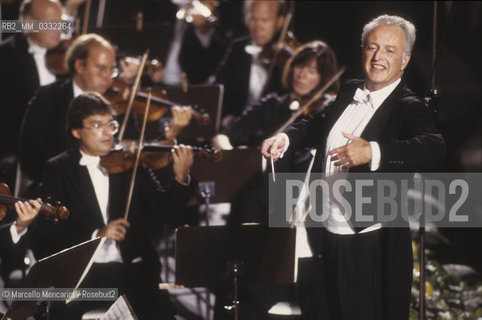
xmin=4 ymin=237 xmax=105 ymax=319
xmin=175 ymin=225 xmax=295 ymax=287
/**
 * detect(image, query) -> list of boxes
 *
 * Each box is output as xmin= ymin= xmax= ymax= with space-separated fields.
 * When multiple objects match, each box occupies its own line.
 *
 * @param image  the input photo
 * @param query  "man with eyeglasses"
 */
xmin=19 ymin=33 xmax=192 ymax=194
xmin=29 ymin=92 xmax=194 ymax=319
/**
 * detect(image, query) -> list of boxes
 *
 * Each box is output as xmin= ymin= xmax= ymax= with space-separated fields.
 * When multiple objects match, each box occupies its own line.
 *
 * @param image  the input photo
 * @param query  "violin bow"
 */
xmin=118 ymin=50 xmax=149 ymax=142
xmin=274 ymin=65 xmax=345 ymax=135
xmin=123 ymin=90 xmax=152 ymax=220
xmin=262 ymin=10 xmax=293 ymax=95
xmin=82 ymin=0 xmax=92 ymax=35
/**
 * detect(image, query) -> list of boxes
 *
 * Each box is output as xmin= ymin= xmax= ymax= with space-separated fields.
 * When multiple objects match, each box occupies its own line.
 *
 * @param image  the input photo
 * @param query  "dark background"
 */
xmin=1 ymin=0 xmax=481 ymax=270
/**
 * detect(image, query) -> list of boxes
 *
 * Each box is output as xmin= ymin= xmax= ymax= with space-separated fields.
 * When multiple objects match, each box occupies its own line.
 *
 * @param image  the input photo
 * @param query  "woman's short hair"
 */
xmin=282 ymin=40 xmax=340 ymax=95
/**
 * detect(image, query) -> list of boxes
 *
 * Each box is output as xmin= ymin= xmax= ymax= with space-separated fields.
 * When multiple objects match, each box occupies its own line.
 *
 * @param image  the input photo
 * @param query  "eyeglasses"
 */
xmin=83 ymin=119 xmax=119 ymax=134
xmin=92 ymin=64 xmax=119 ymax=78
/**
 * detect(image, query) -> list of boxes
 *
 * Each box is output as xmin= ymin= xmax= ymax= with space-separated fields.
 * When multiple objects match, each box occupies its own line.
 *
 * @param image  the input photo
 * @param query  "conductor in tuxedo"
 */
xmin=262 ymin=15 xmax=446 ymax=320
xmin=30 ymin=92 xmax=195 ymax=319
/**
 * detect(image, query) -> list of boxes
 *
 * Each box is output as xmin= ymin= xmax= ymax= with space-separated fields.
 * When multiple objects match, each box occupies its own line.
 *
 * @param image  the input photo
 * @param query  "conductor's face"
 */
xmin=71 ymin=113 xmax=115 ymax=156
xmin=362 ymin=25 xmax=411 ymax=92
xmin=248 ymin=0 xmax=284 ymax=47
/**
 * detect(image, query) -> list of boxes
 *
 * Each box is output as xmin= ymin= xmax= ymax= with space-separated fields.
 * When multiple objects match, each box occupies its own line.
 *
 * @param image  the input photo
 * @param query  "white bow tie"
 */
xmin=79 ymin=154 xmax=100 ymax=167
xmin=353 ymin=88 xmax=371 ymax=105
xmin=245 ymin=44 xmax=263 ymax=55
xmin=28 ymin=44 xmax=47 ymax=56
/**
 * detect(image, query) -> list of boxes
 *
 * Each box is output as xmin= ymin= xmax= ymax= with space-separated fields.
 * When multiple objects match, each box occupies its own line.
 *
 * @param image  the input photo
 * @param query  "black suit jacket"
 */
xmin=29 ymin=148 xmax=195 ymax=278
xmin=19 ymin=78 xmax=74 ymax=183
xmin=0 ymin=34 xmax=40 ymax=156
xmin=286 ymin=79 xmax=446 ymax=173
xmin=285 ymin=79 xmax=446 ymax=319
xmin=216 ymin=36 xmax=284 ymax=119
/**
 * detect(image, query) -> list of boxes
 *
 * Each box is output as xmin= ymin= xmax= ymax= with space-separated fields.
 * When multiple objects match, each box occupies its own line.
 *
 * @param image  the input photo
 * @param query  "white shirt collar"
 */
xmin=79 ymin=149 xmax=100 ymax=166
xmin=364 ymin=78 xmax=401 ymax=110
xmin=73 ymin=79 xmax=85 ymax=98
xmin=26 ymin=36 xmax=47 ymax=56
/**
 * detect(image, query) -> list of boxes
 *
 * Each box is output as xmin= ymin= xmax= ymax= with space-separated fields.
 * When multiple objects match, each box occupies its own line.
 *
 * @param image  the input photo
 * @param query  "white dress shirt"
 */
xmin=26 ymin=37 xmax=56 ymax=86
xmin=73 ymin=79 xmax=84 ymax=98
xmin=246 ymin=42 xmax=268 ymax=107
xmin=322 ymin=78 xmax=401 ymax=234
xmin=79 ymin=150 xmax=123 ymax=263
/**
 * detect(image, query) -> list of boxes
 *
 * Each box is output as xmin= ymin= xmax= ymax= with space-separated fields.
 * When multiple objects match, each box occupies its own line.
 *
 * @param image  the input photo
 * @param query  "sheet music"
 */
xmin=101 ymin=295 xmax=138 ymax=320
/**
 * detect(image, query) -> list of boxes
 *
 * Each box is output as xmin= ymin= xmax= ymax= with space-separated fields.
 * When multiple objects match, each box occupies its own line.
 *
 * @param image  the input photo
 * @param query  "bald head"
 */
xmin=20 ymin=0 xmax=63 ymax=49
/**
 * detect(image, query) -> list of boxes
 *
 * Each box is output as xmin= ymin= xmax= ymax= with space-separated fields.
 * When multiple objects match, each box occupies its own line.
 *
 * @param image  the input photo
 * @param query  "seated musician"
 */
xmin=28 ymin=92 xmax=195 ymax=319
xmin=19 ymin=33 xmax=192 ymax=190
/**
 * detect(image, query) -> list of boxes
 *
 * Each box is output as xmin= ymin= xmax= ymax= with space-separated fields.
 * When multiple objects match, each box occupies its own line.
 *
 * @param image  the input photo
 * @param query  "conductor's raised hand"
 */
xmin=261 ymin=134 xmax=287 ymax=162
xmin=97 ymin=218 xmax=130 ymax=242
xmin=172 ymin=144 xmax=194 ymax=184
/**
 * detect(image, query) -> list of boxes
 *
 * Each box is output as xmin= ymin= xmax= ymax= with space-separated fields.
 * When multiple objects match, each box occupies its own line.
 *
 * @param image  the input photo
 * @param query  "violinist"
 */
xmin=18 ymin=33 xmax=117 ymax=187
xmin=215 ymin=0 xmax=288 ymax=129
xmin=30 ymin=92 xmax=194 ymax=319
xmin=19 ymin=33 xmax=193 ymax=189
xmin=0 ymin=0 xmax=63 ymax=189
xmin=214 ymin=40 xmax=339 ymax=155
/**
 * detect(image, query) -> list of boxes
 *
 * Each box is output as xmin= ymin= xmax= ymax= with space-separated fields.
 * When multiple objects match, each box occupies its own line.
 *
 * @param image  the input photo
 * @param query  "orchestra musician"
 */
xmin=29 ymin=92 xmax=195 ymax=319
xmin=214 ymin=0 xmax=288 ymax=129
xmin=0 ymin=0 xmax=62 ymax=189
xmin=262 ymin=15 xmax=446 ymax=319
xmin=18 ymin=33 xmax=192 ymax=190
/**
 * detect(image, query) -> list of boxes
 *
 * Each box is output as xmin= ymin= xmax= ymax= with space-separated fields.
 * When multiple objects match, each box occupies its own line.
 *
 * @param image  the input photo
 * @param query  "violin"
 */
xmin=258 ymin=30 xmax=300 ymax=71
xmin=0 ymin=183 xmax=70 ymax=222
xmin=100 ymin=140 xmax=222 ymax=174
xmin=105 ymin=78 xmax=211 ymax=124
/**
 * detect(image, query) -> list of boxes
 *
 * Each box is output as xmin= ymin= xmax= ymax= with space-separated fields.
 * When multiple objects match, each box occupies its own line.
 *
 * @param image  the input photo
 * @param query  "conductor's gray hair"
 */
xmin=361 ymin=15 xmax=416 ymax=59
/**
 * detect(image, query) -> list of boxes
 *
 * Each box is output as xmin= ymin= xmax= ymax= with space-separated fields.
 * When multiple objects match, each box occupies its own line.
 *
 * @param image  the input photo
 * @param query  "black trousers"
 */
xmin=320 ymin=228 xmax=412 ymax=320
xmin=49 ymin=262 xmax=175 ymax=320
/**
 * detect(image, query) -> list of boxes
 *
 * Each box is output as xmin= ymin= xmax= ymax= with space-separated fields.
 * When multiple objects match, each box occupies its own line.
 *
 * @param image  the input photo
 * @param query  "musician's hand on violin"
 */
xmin=172 ymin=145 xmax=194 ymax=184
xmin=119 ymin=57 xmax=141 ymax=82
xmin=97 ymin=218 xmax=130 ymax=242
xmin=14 ymin=198 xmax=41 ymax=234
xmin=261 ymin=134 xmax=288 ymax=161
xmin=165 ymin=106 xmax=193 ymax=140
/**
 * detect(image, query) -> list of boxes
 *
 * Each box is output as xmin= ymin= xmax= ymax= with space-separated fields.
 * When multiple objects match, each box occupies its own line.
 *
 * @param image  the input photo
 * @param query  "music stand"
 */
xmin=162 ymin=84 xmax=224 ymax=142
xmin=4 ymin=238 xmax=105 ymax=320
xmin=190 ymin=147 xmax=262 ymax=205
xmin=175 ymin=225 xmax=295 ymax=319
